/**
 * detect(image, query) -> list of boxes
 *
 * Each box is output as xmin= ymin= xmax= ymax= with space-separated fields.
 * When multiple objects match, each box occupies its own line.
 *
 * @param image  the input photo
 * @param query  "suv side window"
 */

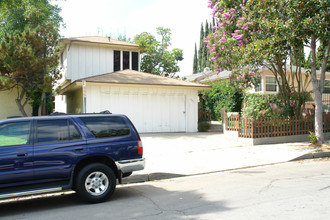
xmin=0 ymin=121 xmax=31 ymax=146
xmin=79 ymin=116 xmax=130 ymax=138
xmin=36 ymin=119 xmax=81 ymax=144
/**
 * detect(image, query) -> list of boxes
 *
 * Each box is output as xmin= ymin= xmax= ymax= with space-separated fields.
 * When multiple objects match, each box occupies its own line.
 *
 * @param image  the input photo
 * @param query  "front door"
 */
xmin=0 ymin=121 xmax=34 ymax=187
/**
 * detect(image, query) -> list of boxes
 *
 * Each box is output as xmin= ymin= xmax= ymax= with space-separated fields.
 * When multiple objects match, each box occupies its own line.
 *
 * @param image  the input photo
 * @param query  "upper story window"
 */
xmin=114 ymin=50 xmax=121 ymax=72
xmin=0 ymin=121 xmax=31 ymax=146
xmin=132 ymin=52 xmax=139 ymax=71
xmin=123 ymin=51 xmax=130 ymax=70
xmin=265 ymin=76 xmax=281 ymax=92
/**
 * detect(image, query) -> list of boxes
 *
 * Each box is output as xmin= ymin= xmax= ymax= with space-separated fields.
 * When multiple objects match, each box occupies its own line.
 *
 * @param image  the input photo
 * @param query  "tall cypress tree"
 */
xmin=198 ymin=23 xmax=204 ymax=72
xmin=203 ymin=21 xmax=210 ymax=69
xmin=193 ymin=43 xmax=198 ymax=74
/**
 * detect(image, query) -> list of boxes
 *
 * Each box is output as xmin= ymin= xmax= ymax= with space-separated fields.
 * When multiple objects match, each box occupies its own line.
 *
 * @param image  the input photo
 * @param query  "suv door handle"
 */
xmin=75 ymin=147 xmax=84 ymax=151
xmin=17 ymin=153 xmax=27 ymax=157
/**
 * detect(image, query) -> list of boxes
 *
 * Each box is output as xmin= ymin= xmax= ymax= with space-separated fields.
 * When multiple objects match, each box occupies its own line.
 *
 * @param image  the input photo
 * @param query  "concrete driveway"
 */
xmin=124 ymin=132 xmax=317 ymax=183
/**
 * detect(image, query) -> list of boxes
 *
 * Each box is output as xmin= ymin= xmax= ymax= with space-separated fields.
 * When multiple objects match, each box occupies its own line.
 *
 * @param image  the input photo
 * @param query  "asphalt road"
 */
xmin=1 ymin=158 xmax=329 ymax=220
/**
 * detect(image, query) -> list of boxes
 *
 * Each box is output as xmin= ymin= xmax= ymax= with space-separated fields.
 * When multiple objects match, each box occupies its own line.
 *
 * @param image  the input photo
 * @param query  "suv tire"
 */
xmin=75 ymin=163 xmax=116 ymax=203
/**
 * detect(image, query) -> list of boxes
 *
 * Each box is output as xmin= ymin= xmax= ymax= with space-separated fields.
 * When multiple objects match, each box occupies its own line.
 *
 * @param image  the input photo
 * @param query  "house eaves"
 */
xmin=60 ymin=36 xmax=139 ymax=50
xmin=58 ymin=70 xmax=211 ymax=95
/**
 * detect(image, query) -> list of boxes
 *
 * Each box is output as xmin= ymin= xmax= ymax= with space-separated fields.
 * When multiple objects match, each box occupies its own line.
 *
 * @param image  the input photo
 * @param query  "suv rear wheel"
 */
xmin=75 ymin=163 xmax=116 ymax=203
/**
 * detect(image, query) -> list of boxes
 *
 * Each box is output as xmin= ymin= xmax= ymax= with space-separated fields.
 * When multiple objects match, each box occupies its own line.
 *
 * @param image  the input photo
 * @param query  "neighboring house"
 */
xmin=0 ymin=89 xmax=33 ymax=120
xmin=188 ymin=66 xmax=330 ymax=107
xmin=55 ymin=36 xmax=210 ymax=133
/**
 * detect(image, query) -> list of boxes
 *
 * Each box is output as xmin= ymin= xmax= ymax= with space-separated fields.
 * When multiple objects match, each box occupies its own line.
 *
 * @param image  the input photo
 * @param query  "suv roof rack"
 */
xmin=49 ymin=110 xmax=112 ymax=116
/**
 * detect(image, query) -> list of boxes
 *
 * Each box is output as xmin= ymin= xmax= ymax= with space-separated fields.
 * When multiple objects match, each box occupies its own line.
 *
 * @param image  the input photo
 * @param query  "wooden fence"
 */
xmin=223 ymin=108 xmax=330 ymax=139
xmin=198 ymin=104 xmax=212 ymax=121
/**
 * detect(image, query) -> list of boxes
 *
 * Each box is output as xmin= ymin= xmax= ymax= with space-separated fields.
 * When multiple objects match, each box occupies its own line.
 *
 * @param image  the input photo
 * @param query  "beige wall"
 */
xmin=0 ymin=89 xmax=33 ymax=120
xmin=66 ymin=89 xmax=83 ymax=114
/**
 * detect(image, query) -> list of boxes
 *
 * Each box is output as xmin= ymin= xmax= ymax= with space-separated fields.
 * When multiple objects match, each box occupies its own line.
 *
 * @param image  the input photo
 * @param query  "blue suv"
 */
xmin=0 ymin=113 xmax=145 ymax=203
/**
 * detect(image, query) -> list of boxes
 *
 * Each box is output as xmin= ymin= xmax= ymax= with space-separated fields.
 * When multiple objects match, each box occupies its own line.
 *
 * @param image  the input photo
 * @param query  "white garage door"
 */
xmin=98 ymin=87 xmax=186 ymax=133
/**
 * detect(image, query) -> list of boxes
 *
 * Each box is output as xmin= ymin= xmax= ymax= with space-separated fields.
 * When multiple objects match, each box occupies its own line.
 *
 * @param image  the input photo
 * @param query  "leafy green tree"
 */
xmin=133 ymin=27 xmax=183 ymax=77
xmin=0 ymin=0 xmax=63 ymax=116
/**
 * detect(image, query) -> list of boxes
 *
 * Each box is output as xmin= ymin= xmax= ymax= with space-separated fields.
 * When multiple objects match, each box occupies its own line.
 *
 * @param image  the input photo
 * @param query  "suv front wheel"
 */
xmin=75 ymin=163 xmax=116 ymax=203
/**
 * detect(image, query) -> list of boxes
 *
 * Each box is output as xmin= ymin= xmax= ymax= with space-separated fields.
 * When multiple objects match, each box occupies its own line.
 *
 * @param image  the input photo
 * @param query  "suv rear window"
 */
xmin=0 ymin=121 xmax=31 ymax=146
xmin=79 ymin=116 xmax=130 ymax=138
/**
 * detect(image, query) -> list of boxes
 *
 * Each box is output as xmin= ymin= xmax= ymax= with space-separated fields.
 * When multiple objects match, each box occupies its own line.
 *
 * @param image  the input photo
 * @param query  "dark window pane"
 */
xmin=114 ymin=50 xmax=121 ymax=72
xmin=324 ymin=80 xmax=330 ymax=94
xmin=0 ymin=121 xmax=31 ymax=146
xmin=79 ymin=116 xmax=130 ymax=138
xmin=132 ymin=52 xmax=139 ymax=71
xmin=123 ymin=51 xmax=130 ymax=70
xmin=37 ymin=120 xmax=69 ymax=143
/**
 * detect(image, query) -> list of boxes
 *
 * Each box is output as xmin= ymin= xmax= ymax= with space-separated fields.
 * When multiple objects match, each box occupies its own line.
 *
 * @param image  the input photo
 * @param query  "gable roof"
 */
xmin=61 ymin=36 xmax=138 ymax=48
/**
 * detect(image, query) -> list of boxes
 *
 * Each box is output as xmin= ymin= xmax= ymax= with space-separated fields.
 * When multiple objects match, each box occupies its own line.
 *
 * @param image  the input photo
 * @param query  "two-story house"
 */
xmin=55 ymin=36 xmax=210 ymax=133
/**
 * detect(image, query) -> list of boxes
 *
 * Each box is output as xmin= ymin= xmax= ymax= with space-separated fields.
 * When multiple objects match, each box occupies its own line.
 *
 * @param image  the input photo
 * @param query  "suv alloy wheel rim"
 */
xmin=85 ymin=171 xmax=109 ymax=196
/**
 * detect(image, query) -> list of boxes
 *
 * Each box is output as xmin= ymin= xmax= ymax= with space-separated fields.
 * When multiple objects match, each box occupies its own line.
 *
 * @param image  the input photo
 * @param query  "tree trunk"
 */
xmin=310 ymin=35 xmax=324 ymax=144
xmin=15 ymin=87 xmax=28 ymax=117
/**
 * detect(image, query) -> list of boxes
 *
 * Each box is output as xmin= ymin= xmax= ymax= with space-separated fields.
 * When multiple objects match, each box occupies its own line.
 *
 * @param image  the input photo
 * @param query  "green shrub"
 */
xmin=308 ymin=131 xmax=318 ymax=145
xmin=199 ymin=80 xmax=243 ymax=121
xmin=198 ymin=121 xmax=210 ymax=132
xmin=242 ymin=94 xmax=279 ymax=119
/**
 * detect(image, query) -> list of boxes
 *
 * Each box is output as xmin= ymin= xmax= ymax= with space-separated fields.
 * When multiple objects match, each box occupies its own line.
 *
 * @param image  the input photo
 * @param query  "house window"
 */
xmin=265 ymin=76 xmax=281 ymax=92
xmin=123 ymin=51 xmax=130 ymax=70
xmin=254 ymin=76 xmax=262 ymax=92
xmin=114 ymin=50 xmax=121 ymax=72
xmin=132 ymin=52 xmax=139 ymax=71
xmin=323 ymin=80 xmax=330 ymax=94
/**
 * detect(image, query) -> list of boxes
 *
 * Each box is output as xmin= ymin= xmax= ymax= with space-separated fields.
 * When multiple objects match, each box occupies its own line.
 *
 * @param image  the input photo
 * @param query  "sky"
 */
xmin=53 ymin=0 xmax=212 ymax=76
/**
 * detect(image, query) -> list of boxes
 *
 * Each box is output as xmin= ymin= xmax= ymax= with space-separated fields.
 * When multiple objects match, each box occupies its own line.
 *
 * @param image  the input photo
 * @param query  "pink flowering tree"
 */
xmin=207 ymin=0 xmax=329 ymax=143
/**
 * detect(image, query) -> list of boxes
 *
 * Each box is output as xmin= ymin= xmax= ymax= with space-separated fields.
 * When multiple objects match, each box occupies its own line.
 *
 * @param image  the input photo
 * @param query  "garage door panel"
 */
xmin=98 ymin=86 xmax=186 ymax=133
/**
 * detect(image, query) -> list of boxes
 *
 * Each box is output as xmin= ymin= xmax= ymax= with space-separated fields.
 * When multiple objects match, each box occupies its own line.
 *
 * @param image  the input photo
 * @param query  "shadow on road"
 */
xmin=0 ymin=181 xmax=232 ymax=219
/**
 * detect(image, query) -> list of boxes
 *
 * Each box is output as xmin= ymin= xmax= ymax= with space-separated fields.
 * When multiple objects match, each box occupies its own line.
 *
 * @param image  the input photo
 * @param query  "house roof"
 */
xmin=59 ymin=70 xmax=211 ymax=94
xmin=61 ymin=36 xmax=138 ymax=48
xmin=185 ymin=69 xmax=231 ymax=83
xmin=82 ymin=70 xmax=210 ymax=88
xmin=185 ymin=69 xmax=215 ymax=82
xmin=200 ymin=70 xmax=232 ymax=82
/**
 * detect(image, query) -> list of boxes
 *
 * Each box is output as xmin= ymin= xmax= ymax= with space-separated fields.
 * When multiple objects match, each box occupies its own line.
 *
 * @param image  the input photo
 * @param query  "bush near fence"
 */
xmin=222 ymin=108 xmax=330 ymax=139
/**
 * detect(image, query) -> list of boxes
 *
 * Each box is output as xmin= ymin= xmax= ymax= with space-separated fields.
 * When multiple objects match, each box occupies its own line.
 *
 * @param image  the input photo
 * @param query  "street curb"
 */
xmin=123 ymin=153 xmax=330 ymax=184
xmin=122 ymin=162 xmax=288 ymax=184
xmin=290 ymin=151 xmax=330 ymax=161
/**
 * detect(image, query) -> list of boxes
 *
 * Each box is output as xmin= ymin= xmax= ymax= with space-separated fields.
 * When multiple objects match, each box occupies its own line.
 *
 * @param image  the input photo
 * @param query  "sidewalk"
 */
xmin=123 ymin=132 xmax=330 ymax=183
